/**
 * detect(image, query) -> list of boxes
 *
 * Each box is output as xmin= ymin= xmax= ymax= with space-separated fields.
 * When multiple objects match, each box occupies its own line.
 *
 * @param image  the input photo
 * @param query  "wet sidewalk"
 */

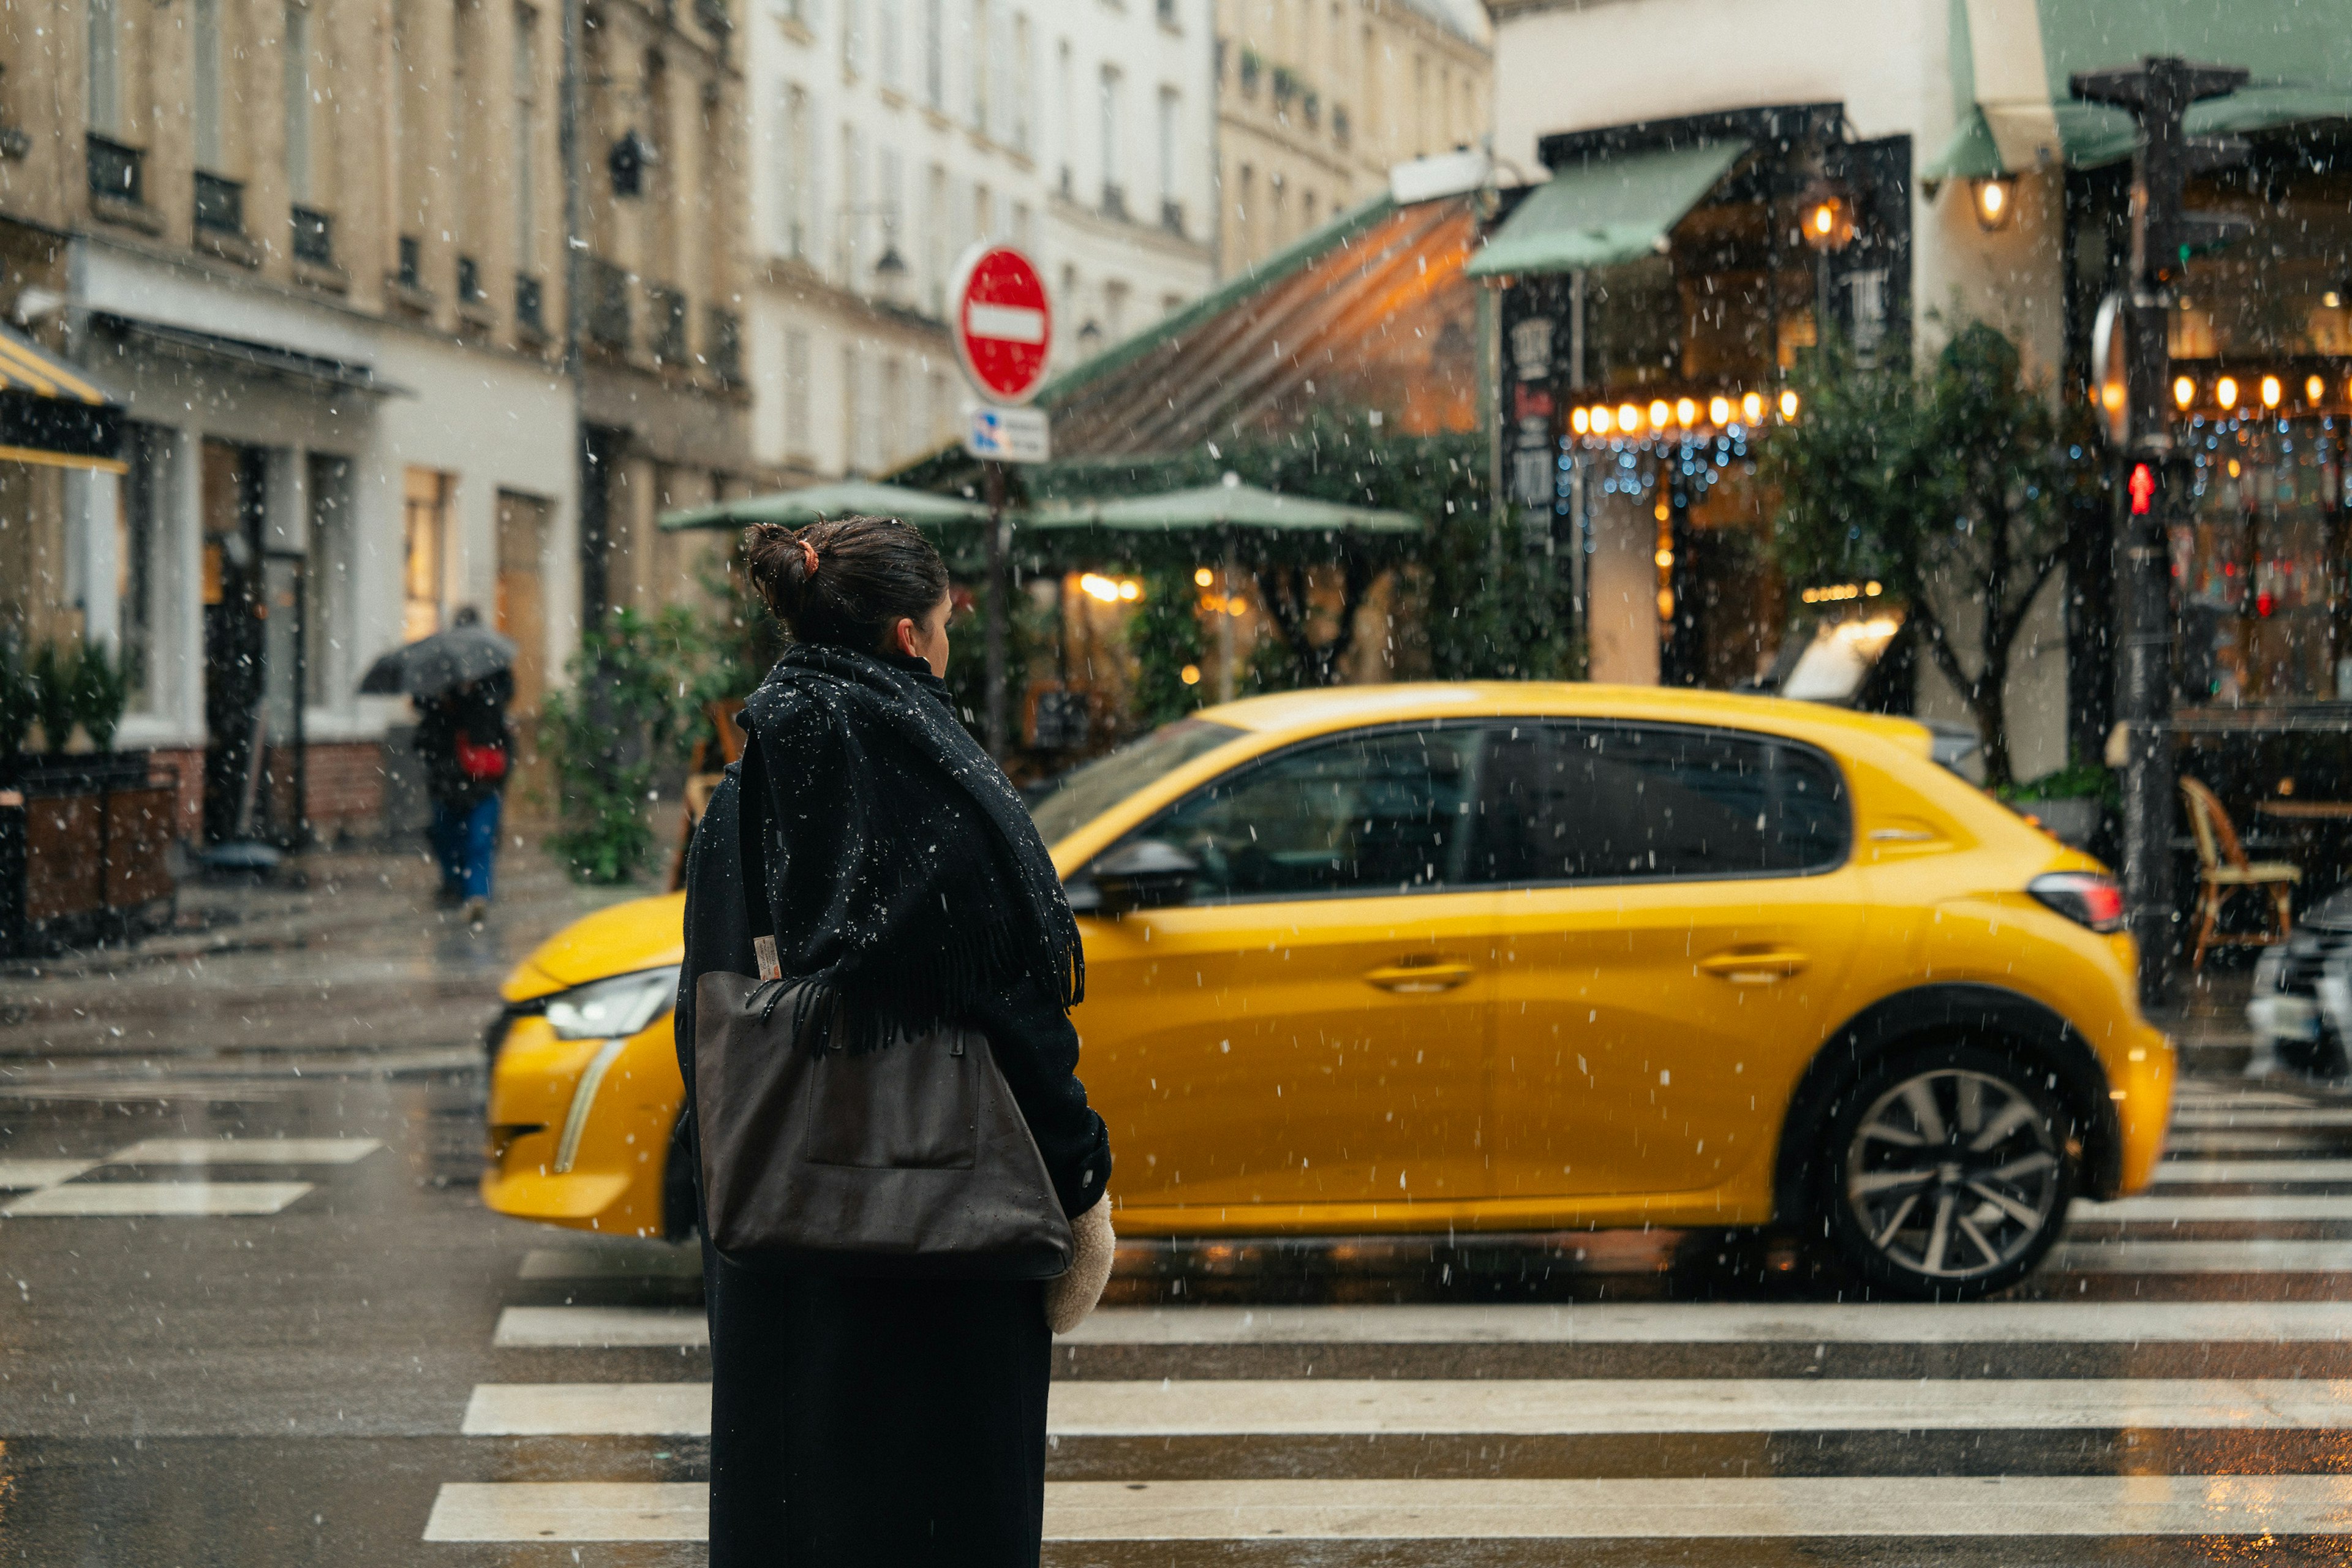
xmin=0 ymin=830 xmax=650 ymax=1073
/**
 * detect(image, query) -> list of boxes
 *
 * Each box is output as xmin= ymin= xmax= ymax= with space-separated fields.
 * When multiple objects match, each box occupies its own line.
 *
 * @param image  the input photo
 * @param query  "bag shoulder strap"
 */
xmin=736 ymin=723 xmax=783 ymax=982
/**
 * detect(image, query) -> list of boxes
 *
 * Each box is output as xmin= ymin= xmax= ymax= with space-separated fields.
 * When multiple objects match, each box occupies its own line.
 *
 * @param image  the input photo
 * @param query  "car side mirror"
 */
xmin=1071 ymin=839 xmax=1199 ymax=916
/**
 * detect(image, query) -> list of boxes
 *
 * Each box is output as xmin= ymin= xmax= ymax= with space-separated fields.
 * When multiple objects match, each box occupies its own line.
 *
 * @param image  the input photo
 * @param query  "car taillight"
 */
xmin=2029 ymin=871 xmax=2127 ymax=933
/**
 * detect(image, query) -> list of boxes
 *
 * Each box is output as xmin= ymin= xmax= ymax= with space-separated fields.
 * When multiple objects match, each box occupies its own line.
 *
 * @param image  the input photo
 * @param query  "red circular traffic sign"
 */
xmin=950 ymin=243 xmax=1052 ymax=405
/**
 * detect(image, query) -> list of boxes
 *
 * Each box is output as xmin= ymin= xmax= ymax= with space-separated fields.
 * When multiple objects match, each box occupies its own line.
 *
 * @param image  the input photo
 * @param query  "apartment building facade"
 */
xmin=1215 ymin=0 xmax=1488 ymax=274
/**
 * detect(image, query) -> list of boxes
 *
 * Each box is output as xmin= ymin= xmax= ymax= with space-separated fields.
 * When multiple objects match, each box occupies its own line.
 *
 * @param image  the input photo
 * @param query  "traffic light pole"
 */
xmin=2071 ymin=56 xmax=2248 ymax=1005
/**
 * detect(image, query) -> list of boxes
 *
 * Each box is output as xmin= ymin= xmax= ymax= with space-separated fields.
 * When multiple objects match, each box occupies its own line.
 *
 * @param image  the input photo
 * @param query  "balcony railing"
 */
xmin=194 ymin=170 xmax=243 ymax=234
xmin=456 ymin=255 xmax=484 ymax=304
xmin=515 ymin=274 xmax=545 ymax=333
xmin=86 ymin=135 xmax=142 ymax=205
xmin=586 ymin=257 xmax=630 ymax=350
xmin=397 ymin=235 xmax=423 ymax=290
xmin=290 ymin=205 xmax=333 ymax=265
xmin=706 ymin=306 xmax=742 ymax=383
xmin=1101 ymin=183 xmax=1129 ymax=222
xmin=649 ymin=285 xmax=688 ymax=363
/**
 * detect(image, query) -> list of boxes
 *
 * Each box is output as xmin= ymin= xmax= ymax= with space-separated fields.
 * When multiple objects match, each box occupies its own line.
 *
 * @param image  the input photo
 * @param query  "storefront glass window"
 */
xmin=2174 ymin=417 xmax=2348 ymax=706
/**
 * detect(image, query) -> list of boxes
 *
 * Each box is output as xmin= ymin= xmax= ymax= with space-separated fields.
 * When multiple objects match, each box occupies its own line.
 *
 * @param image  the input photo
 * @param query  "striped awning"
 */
xmin=0 ymin=323 xmax=126 ymax=473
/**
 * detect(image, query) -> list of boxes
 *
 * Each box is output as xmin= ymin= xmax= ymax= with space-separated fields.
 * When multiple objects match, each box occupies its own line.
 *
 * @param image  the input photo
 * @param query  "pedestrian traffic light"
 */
xmin=2130 ymin=464 xmax=2154 ymax=516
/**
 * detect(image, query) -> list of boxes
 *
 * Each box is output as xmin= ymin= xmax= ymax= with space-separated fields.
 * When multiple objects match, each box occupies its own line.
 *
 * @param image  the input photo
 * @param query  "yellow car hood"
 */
xmin=505 ymin=892 xmax=688 ymax=1000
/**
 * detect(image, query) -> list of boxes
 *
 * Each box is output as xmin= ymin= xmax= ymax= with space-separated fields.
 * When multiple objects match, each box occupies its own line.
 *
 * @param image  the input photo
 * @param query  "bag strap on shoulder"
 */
xmin=736 ymin=722 xmax=783 ymax=983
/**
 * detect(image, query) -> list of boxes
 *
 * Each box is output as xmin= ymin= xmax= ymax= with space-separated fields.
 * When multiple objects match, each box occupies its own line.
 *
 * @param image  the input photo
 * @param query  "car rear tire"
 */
xmin=1815 ymin=1042 xmax=2076 ymax=1301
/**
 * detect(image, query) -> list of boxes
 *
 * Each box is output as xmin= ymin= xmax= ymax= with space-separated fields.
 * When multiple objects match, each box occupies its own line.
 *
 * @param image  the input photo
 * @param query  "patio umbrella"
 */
xmin=359 ymin=619 xmax=517 ymax=699
xmin=1023 ymin=477 xmax=1420 ymax=536
xmin=658 ymin=479 xmax=991 ymax=532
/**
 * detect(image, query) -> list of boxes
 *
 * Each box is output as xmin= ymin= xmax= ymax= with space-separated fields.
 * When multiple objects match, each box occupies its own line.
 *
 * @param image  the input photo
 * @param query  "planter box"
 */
xmin=0 ymin=751 xmax=179 ymax=957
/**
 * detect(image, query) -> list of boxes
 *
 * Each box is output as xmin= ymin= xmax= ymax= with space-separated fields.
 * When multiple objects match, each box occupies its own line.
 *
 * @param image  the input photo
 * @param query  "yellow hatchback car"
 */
xmin=482 ymin=682 xmax=2174 ymax=1299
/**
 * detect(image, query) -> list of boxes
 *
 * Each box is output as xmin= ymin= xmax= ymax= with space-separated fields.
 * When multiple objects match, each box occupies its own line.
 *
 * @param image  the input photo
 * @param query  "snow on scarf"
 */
xmin=736 ymin=642 xmax=1084 ymax=1052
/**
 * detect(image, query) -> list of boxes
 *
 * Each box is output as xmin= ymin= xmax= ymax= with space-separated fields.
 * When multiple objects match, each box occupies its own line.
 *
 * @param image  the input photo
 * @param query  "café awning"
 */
xmin=660 ymin=478 xmax=990 ymax=531
xmin=1025 ymin=478 xmax=1420 ymax=536
xmin=0 ymin=323 xmax=125 ymax=473
xmin=1464 ymin=140 xmax=1749 ymax=279
xmin=1924 ymin=0 xmax=2352 ymax=180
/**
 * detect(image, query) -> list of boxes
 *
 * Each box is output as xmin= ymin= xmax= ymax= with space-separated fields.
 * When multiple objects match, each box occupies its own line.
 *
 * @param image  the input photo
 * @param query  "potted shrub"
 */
xmin=72 ymin=642 xmax=133 ymax=755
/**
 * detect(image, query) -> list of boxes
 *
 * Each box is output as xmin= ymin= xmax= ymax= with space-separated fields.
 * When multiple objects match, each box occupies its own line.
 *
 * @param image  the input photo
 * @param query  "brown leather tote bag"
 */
xmin=692 ymin=739 xmax=1074 ymax=1280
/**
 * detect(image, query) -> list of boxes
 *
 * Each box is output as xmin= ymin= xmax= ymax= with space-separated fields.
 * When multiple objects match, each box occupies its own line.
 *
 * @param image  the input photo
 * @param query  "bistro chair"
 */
xmin=2180 ymin=776 xmax=2299 ymax=971
xmin=666 ymin=698 xmax=751 ymax=892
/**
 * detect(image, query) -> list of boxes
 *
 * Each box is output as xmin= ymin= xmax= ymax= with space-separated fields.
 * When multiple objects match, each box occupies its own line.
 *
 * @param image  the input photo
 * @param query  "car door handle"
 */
xmin=1697 ymin=948 xmax=1811 ymax=982
xmin=1363 ymin=960 xmax=1477 ymax=993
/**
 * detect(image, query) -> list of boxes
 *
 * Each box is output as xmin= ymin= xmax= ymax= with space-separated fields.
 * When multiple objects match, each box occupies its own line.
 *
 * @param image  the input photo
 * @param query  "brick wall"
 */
xmin=305 ymin=741 xmax=387 ymax=844
xmin=145 ymin=747 xmax=205 ymax=843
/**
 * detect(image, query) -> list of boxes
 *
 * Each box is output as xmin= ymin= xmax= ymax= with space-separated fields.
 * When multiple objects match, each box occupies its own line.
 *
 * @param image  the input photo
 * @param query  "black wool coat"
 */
xmin=675 ymin=742 xmax=1111 ymax=1567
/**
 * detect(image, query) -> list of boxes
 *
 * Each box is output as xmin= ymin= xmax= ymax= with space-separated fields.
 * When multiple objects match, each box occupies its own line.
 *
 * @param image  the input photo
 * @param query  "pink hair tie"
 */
xmin=799 ymin=538 xmax=820 ymax=576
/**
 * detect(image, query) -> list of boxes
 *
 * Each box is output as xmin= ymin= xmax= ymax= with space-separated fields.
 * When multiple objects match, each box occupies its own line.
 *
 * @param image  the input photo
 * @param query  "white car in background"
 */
xmin=2247 ymin=888 xmax=2352 ymax=1078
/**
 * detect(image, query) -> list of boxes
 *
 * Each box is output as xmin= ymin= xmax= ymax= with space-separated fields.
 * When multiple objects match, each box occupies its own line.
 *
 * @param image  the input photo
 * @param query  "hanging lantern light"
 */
xmin=1970 ymin=175 xmax=2016 ymax=232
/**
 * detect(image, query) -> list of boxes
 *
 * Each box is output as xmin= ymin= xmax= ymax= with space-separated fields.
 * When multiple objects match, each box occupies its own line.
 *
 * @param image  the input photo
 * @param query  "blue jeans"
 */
xmin=430 ymin=794 xmax=502 ymax=902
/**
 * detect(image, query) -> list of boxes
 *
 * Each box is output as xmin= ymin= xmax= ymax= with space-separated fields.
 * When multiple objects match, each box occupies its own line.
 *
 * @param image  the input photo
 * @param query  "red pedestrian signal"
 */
xmin=2129 ymin=463 xmax=2155 ymax=515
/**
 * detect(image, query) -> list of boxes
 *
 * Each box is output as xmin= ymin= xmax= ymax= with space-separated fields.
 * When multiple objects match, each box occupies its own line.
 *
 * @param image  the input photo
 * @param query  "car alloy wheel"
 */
xmin=1834 ymin=1054 xmax=2070 ymax=1296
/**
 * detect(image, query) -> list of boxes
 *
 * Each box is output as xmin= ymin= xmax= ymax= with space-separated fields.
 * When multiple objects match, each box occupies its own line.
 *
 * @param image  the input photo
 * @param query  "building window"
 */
xmin=292 ymin=205 xmax=333 ymax=265
xmin=515 ymin=273 xmax=544 ymax=331
xmin=1156 ymin=86 xmax=1178 ymax=228
xmin=842 ymin=0 xmax=864 ymax=74
xmin=514 ymin=6 xmax=538 ymax=270
xmin=837 ymin=122 xmax=863 ymax=283
xmin=882 ymin=356 xmax=905 ymax=467
xmin=282 ymin=4 xmax=312 ymax=203
xmin=785 ymin=329 xmax=813 ymax=459
xmin=87 ymin=0 xmax=121 ymax=134
xmin=706 ymin=306 xmax=743 ymax=382
xmin=922 ymin=0 xmax=943 ymax=109
xmin=778 ymin=84 xmax=809 ymax=258
xmin=1010 ymin=199 xmax=1031 ymax=252
xmin=1099 ymin=66 xmax=1123 ymax=217
xmin=1055 ymin=40 xmax=1072 ymax=195
xmin=1156 ymin=0 xmax=1175 ymax=27
xmin=88 ymin=135 xmax=143 ymax=205
xmin=398 ymin=234 xmax=424 ymax=290
xmin=586 ymin=256 xmax=630 ymax=349
xmin=457 ymin=254 xmax=483 ymax=303
xmin=856 ymin=349 xmax=886 ymax=472
xmin=650 ymin=285 xmax=688 ymax=362
xmin=115 ymin=425 xmax=168 ymax=714
xmin=403 ymin=468 xmax=451 ymax=644
xmin=970 ymin=0 xmax=989 ymax=134
xmin=842 ymin=346 xmax=864 ymax=472
xmin=925 ymin=162 xmax=947 ymax=313
xmin=195 ymin=171 xmax=244 ymax=233
xmin=1010 ymin=11 xmax=1030 ymax=154
xmin=878 ymin=0 xmax=902 ymax=89
xmin=194 ymin=0 xmax=225 ymax=170
xmin=928 ymin=369 xmax=951 ymax=445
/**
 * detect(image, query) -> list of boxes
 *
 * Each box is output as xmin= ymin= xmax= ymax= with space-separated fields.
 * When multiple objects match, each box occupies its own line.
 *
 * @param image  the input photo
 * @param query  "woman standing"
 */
xmin=676 ymin=514 xmax=1115 ymax=1567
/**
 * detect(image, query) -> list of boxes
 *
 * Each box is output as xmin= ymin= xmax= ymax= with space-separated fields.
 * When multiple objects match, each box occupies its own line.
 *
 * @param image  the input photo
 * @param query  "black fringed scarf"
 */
xmin=737 ymin=643 xmax=1084 ymax=1052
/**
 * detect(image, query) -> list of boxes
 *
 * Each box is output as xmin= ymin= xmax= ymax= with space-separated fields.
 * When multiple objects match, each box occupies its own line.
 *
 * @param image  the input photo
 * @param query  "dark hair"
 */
xmin=743 ymin=514 xmax=950 ymax=653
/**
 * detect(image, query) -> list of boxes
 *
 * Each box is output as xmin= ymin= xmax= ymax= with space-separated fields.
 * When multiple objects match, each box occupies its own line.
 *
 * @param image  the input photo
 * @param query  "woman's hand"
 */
xmin=1044 ymin=1197 xmax=1115 ymax=1334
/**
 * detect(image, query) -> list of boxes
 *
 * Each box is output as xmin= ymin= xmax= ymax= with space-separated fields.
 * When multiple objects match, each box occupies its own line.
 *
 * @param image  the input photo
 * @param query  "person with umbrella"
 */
xmin=361 ymin=607 xmax=518 ymax=924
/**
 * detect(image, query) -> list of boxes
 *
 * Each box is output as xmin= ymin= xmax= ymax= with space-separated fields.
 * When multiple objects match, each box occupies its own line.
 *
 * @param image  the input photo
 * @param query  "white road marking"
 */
xmin=463 ymin=1383 xmax=711 ymax=1436
xmin=2152 ymin=1158 xmax=2352 ymax=1184
xmin=106 ymin=1137 xmax=382 ymax=1165
xmin=421 ymin=1476 xmax=2352 ymax=1542
xmin=454 ymin=1378 xmax=2352 ymax=1438
xmin=492 ymin=1306 xmax=707 ymax=1348
xmin=424 ymin=1483 xmax=707 ymax=1543
xmin=2167 ymin=1129 xmax=2350 ymax=1152
xmin=2051 ymin=1238 xmax=2352 ymax=1272
xmin=2173 ymin=1109 xmax=2352 ymax=1128
xmin=0 ymin=1182 xmax=312 ymax=1217
xmin=2173 ymin=1091 xmax=2324 ymax=1107
xmin=519 ymin=1245 xmax=700 ymax=1281
xmin=0 ymin=1159 xmax=97 ymax=1190
xmin=2078 ymin=1193 xmax=2352 ymax=1221
xmin=1063 ymin=1300 xmax=2352 ymax=1346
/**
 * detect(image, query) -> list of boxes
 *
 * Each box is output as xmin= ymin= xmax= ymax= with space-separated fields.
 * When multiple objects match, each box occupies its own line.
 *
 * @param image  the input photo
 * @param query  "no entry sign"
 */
xmin=950 ymin=243 xmax=1052 ymax=405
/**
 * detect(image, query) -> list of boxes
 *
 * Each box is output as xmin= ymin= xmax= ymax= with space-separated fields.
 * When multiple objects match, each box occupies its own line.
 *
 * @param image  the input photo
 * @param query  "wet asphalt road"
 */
xmin=10 ymin=851 xmax=2352 ymax=1563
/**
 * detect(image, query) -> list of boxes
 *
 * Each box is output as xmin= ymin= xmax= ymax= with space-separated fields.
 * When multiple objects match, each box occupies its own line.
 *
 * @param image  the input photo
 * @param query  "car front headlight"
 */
xmin=542 ymin=967 xmax=682 ymax=1041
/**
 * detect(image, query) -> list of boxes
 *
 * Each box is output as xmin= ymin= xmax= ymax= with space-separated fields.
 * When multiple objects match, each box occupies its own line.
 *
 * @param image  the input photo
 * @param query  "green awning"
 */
xmin=1025 ymin=480 xmax=1420 ymax=535
xmin=660 ymin=478 xmax=989 ymax=532
xmin=1922 ymin=105 xmax=2007 ymax=184
xmin=1466 ymin=140 xmax=1749 ymax=280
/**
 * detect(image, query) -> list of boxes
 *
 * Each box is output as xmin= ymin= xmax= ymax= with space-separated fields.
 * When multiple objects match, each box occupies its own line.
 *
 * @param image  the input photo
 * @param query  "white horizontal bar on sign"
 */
xmin=0 ymin=1182 xmax=311 ymax=1217
xmin=462 ymin=1383 xmax=711 ymax=1436
xmin=2153 ymin=1158 xmax=2352 ymax=1185
xmin=423 ymin=1483 xmax=709 ymax=1543
xmin=1065 ymin=1300 xmax=2352 ymax=1346
xmin=420 ymin=1476 xmax=2352 ymax=1542
xmin=1041 ymin=1474 xmax=2352 ymax=1540
xmin=519 ymin=1245 xmax=701 ymax=1281
xmin=107 ymin=1137 xmax=382 ymax=1165
xmin=2051 ymin=1238 xmax=2352 ymax=1273
xmin=2078 ymin=1194 xmax=2352 ymax=1221
xmin=492 ymin=1306 xmax=707 ymax=1348
xmin=963 ymin=302 xmax=1047 ymax=344
xmin=0 ymin=1159 xmax=97 ymax=1190
xmin=2173 ymin=1109 xmax=2352 ymax=1128
xmin=1046 ymin=1378 xmax=2352 ymax=1437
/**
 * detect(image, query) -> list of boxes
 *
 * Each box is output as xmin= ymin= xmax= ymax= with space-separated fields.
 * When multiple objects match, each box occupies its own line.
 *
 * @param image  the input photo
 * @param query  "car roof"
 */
xmin=1188 ymin=682 xmax=1934 ymax=756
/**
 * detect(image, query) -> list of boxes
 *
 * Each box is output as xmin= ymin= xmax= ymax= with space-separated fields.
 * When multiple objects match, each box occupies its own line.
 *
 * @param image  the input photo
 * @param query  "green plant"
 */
xmin=70 ymin=641 xmax=134 ymax=753
xmin=1763 ymin=319 xmax=2065 ymax=786
xmin=1127 ymin=565 xmax=1207 ymax=725
xmin=540 ymin=607 xmax=712 ymax=884
xmin=28 ymin=641 xmax=77 ymax=753
xmin=1998 ymin=757 xmax=2120 ymax=807
xmin=0 ymin=639 xmax=32 ymax=761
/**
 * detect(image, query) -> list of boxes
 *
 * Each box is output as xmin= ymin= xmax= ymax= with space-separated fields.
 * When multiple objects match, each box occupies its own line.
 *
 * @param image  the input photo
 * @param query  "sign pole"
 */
xmin=983 ymin=458 xmax=1009 ymax=760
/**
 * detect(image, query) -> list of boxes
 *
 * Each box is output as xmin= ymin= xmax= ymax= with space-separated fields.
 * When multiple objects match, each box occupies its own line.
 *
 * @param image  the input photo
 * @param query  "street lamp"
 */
xmin=1970 ymin=175 xmax=2017 ymax=232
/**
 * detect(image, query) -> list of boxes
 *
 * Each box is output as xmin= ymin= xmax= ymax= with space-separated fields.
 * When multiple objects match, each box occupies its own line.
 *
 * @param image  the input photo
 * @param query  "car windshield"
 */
xmin=1027 ymin=718 xmax=1246 ymax=848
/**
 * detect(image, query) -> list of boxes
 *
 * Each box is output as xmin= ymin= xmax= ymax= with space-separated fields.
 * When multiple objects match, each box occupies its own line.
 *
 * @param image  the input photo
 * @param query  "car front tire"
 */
xmin=1816 ymin=1042 xmax=2077 ymax=1301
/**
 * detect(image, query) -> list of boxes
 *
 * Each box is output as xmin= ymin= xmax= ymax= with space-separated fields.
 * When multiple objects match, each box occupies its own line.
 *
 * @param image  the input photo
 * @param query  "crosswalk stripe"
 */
xmin=0 ymin=1159 xmax=98 ymax=1190
xmin=2078 ymin=1193 xmax=2352 ymax=1221
xmin=0 ymin=1181 xmax=312 ymax=1217
xmin=2052 ymin=1238 xmax=2352 ymax=1272
xmin=105 ymin=1137 xmax=383 ymax=1165
xmin=2174 ymin=1109 xmax=2352 ymax=1128
xmin=2151 ymin=1158 xmax=2352 ymax=1184
xmin=421 ymin=1476 xmax=2352 ymax=1542
xmin=457 ymin=1378 xmax=2352 ymax=1437
xmin=2173 ymin=1091 xmax=2325 ymax=1108
xmin=2166 ymin=1129 xmax=2352 ymax=1152
xmin=492 ymin=1306 xmax=707 ymax=1348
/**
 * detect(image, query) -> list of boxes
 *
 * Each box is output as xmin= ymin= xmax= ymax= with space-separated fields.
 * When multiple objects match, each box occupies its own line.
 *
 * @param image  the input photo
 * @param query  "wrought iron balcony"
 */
xmin=706 ymin=306 xmax=742 ymax=383
xmin=585 ymin=257 xmax=631 ymax=350
xmin=649 ymin=284 xmax=688 ymax=363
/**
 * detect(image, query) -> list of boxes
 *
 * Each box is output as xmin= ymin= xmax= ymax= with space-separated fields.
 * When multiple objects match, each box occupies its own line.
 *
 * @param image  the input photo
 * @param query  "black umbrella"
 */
xmin=360 ymin=619 xmax=517 ymax=699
